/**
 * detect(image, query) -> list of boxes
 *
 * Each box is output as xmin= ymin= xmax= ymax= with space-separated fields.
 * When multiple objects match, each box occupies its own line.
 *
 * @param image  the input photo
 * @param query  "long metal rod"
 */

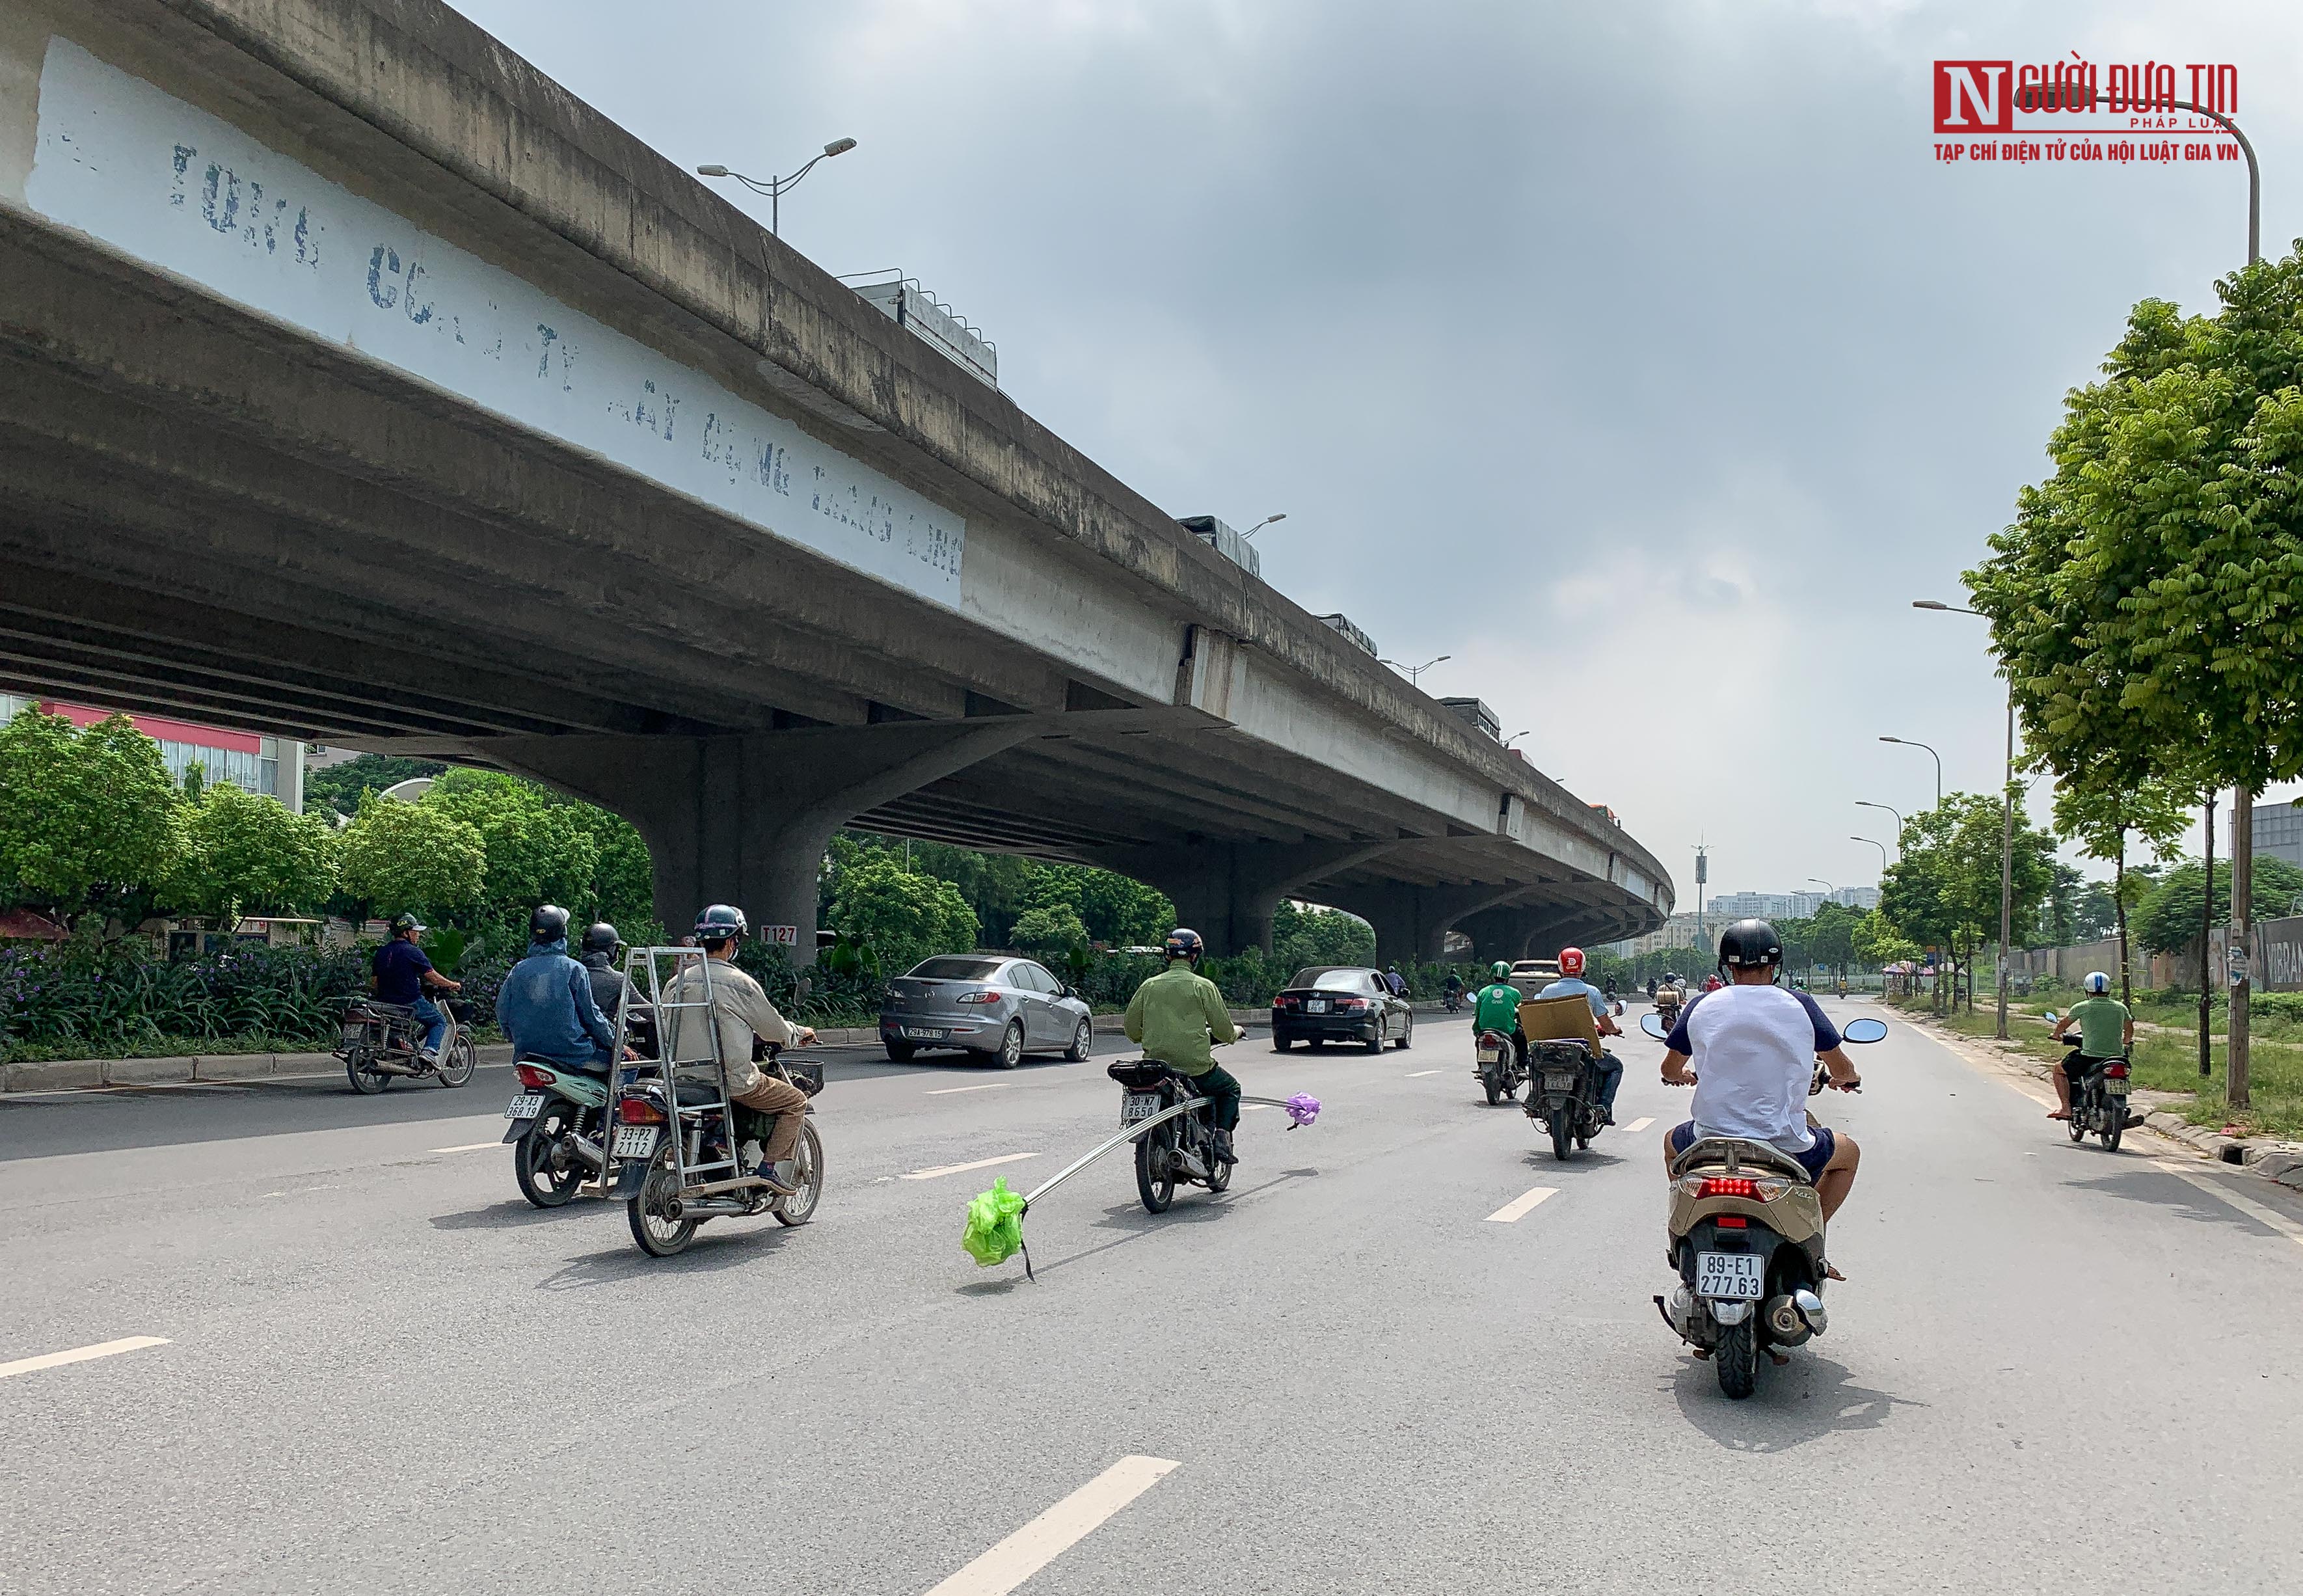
xmin=1021 ymin=1101 xmax=1199 ymax=1209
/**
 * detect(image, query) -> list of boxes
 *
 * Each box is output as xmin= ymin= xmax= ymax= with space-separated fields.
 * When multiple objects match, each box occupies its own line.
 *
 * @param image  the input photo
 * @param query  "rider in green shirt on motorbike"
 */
xmin=1124 ymin=928 xmax=1243 ymax=1165
xmin=1472 ymin=960 xmax=1524 ymax=1069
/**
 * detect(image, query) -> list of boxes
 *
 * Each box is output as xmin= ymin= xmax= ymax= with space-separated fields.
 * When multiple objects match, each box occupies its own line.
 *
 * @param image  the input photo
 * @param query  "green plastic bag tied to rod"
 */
xmin=962 ymin=1176 xmax=1027 ymax=1267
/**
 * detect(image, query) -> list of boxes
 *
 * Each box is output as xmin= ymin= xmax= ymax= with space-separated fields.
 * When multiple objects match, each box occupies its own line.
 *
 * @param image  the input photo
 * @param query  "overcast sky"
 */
xmin=446 ymin=0 xmax=2303 ymax=903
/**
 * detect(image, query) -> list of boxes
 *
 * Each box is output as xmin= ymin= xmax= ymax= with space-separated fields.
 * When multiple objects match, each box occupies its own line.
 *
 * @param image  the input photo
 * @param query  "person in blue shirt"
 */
xmin=1535 ymin=945 xmax=1625 ymax=1122
xmin=370 ymin=913 xmax=460 ymax=1062
xmin=496 ymin=904 xmax=620 ymax=1070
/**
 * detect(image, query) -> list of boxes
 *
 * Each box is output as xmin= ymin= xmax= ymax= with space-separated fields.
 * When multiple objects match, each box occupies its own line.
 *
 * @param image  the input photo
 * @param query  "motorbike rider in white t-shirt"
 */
xmin=1657 ymin=920 xmax=1865 ymax=1262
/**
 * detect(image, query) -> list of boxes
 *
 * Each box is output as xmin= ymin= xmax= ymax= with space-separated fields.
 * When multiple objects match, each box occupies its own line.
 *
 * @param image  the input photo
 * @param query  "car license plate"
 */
xmin=610 ymin=1126 xmax=658 ymax=1160
xmin=902 ymin=1027 xmax=946 ymax=1040
xmin=1306 ymin=999 xmax=1328 ymax=1014
xmin=1695 ymin=1252 xmax=1766 ymax=1301
xmin=2106 ymin=1076 xmax=2131 ymax=1095
xmin=504 ymin=1092 xmax=545 ymax=1120
xmin=1476 ymin=1044 xmax=1502 ymax=1064
xmin=1121 ymin=1092 xmax=1161 ymax=1126
xmin=1542 ymin=1070 xmax=1578 ymax=1092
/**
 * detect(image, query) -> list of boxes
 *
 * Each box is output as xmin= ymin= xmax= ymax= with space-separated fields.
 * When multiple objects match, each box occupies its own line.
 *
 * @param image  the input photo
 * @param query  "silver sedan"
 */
xmin=878 ymin=954 xmax=1095 ymax=1068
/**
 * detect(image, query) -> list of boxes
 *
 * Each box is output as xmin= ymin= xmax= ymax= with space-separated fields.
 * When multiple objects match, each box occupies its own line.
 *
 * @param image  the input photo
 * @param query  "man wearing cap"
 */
xmin=371 ymin=912 xmax=460 ymax=1063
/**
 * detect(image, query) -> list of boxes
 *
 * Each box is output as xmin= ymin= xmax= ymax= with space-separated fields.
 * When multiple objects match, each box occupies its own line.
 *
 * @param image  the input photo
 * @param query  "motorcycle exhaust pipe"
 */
xmin=666 ymin=1198 xmax=746 ymax=1219
xmin=1793 ymin=1288 xmax=1827 ymax=1336
xmin=567 ymin=1134 xmax=604 ymax=1170
xmin=1765 ymin=1293 xmax=1811 ymax=1345
xmin=371 ymin=1059 xmax=418 ymax=1077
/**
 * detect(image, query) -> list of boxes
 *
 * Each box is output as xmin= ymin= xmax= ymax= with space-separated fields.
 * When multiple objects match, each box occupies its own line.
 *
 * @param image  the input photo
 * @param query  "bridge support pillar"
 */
xmin=1088 ymin=841 xmax=1401 ymax=957
xmin=1322 ymin=882 xmax=1535 ymax=968
xmin=472 ymin=722 xmax=1040 ymax=953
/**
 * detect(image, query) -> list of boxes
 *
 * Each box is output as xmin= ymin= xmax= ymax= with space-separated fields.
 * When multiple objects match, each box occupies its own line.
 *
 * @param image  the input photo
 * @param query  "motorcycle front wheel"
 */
xmin=1714 ymin=1317 xmax=1759 ymax=1400
xmin=515 ymin=1106 xmax=585 ymax=1208
xmin=437 ymin=1034 xmax=477 ymax=1087
xmin=1135 ymin=1126 xmax=1176 ymax=1213
xmin=772 ymin=1122 xmax=825 ymax=1226
xmin=628 ymin=1148 xmax=698 ymax=1256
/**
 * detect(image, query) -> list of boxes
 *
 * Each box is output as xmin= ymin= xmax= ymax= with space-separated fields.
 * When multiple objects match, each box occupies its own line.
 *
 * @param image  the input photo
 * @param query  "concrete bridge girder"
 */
xmin=1087 ymin=839 xmax=1405 ymax=958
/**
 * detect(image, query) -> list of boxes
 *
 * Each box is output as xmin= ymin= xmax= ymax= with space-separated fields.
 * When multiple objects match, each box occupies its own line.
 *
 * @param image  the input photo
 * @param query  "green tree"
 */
xmin=1852 ymin=909 xmax=1920 ymax=971
xmin=0 ymin=707 xmax=186 ymax=931
xmin=2134 ymin=856 xmax=2303 ymax=956
xmin=2045 ymin=774 xmax=2190 ymax=1006
xmin=424 ymin=770 xmax=602 ymax=931
xmin=827 ymin=858 xmax=978 ymax=975
xmin=1023 ymin=863 xmax=1174 ymax=948
xmin=335 ymin=792 xmax=485 ymax=920
xmin=1273 ymin=900 xmax=1377 ymax=971
xmin=175 ymin=781 xmax=338 ymax=922
xmin=1010 ymin=903 xmax=1092 ymax=955
xmin=303 ymin=753 xmax=448 ymax=818
xmin=1878 ymin=793 xmax=2056 ymax=1012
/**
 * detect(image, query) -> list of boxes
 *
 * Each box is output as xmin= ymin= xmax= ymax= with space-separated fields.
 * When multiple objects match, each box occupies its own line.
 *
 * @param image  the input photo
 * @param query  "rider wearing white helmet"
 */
xmin=2051 ymin=971 xmax=2133 ymax=1122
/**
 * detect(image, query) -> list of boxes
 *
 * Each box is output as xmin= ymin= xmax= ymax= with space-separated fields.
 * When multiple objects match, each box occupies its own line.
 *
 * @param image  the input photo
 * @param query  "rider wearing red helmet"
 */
xmin=1535 ymin=946 xmax=1626 ymax=1123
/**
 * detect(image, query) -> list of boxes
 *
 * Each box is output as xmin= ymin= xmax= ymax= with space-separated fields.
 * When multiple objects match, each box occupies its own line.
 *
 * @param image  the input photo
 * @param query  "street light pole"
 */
xmin=1855 ymin=800 xmax=1904 ymax=857
xmin=695 ymin=137 xmax=859 ymax=235
xmin=1852 ymin=836 xmax=1890 ymax=874
xmin=1241 ymin=513 xmax=1287 ymax=538
xmin=1379 ymin=655 xmax=1451 ymax=688
xmin=1911 ymin=599 xmax=2017 ymax=1038
xmin=1878 ymin=736 xmax=1942 ymax=808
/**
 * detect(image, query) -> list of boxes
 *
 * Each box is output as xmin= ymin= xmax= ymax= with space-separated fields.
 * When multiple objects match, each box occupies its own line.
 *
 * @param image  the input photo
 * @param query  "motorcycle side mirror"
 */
xmin=2041 ymin=1010 xmax=2058 ymax=1028
xmin=1639 ymin=1012 xmax=1671 ymax=1040
xmin=1841 ymin=1017 xmax=1887 ymax=1044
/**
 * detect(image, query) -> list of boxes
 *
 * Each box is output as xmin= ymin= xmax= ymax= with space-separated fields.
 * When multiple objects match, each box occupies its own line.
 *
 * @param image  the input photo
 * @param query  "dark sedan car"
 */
xmin=878 ymin=954 xmax=1095 ymax=1068
xmin=1270 ymin=966 xmax=1414 ymax=1052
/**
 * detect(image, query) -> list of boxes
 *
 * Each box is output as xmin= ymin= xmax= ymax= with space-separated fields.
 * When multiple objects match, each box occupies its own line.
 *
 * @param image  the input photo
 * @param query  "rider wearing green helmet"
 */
xmin=1472 ymin=960 xmax=1525 ymax=1071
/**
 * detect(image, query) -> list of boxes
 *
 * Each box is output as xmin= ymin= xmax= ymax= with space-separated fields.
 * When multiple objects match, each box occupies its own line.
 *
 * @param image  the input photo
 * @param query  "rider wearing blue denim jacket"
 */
xmin=498 ymin=906 xmax=617 ymax=1069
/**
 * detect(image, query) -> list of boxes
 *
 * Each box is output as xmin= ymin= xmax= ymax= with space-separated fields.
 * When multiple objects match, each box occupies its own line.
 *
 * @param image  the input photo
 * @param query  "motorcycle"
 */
xmin=1111 ymin=1057 xmax=1232 ymax=1211
xmin=2043 ymin=1010 xmax=2135 ymax=1151
xmin=1653 ymin=988 xmax=1684 ymax=1028
xmin=610 ymin=1040 xmax=825 ymax=1257
xmin=1644 ymin=1010 xmax=1886 ymax=1398
xmin=1474 ymin=1028 xmax=1526 ymax=1105
xmin=1443 ymin=988 xmax=1464 ymax=1014
xmin=336 ymin=997 xmax=477 ymax=1093
xmin=500 ymin=1010 xmax=660 ymax=1208
xmin=1524 ymin=1038 xmax=1606 ymax=1159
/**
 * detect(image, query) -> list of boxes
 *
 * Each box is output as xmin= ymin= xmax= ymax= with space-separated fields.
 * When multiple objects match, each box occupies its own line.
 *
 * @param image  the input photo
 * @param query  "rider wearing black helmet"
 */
xmin=1657 ymin=919 xmax=1865 ymax=1236
xmin=369 ymin=911 xmax=462 ymax=1062
xmin=497 ymin=904 xmax=621 ymax=1071
xmin=1123 ymin=928 xmax=1245 ymax=1164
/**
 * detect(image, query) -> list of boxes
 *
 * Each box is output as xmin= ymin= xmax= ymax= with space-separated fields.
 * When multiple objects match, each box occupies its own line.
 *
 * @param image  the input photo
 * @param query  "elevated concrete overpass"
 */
xmin=0 ymin=0 xmax=1672 ymax=960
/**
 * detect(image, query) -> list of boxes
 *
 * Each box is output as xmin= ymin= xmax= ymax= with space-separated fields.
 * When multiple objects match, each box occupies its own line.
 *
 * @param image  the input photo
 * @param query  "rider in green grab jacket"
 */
xmin=1472 ymin=960 xmax=1524 ymax=1068
xmin=1124 ymin=928 xmax=1243 ymax=1164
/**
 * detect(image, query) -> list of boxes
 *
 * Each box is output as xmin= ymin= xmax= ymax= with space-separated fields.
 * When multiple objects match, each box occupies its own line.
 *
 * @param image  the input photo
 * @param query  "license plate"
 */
xmin=610 ymin=1126 xmax=659 ymax=1160
xmin=2106 ymin=1076 xmax=2131 ymax=1095
xmin=340 ymin=1024 xmax=366 ymax=1046
xmin=1542 ymin=1071 xmax=1578 ymax=1092
xmin=902 ymin=1027 xmax=946 ymax=1040
xmin=504 ymin=1092 xmax=545 ymax=1120
xmin=1121 ymin=1092 xmax=1161 ymax=1126
xmin=1695 ymin=1252 xmax=1766 ymax=1301
xmin=1476 ymin=1045 xmax=1502 ymax=1064
xmin=1306 ymin=999 xmax=1328 ymax=1014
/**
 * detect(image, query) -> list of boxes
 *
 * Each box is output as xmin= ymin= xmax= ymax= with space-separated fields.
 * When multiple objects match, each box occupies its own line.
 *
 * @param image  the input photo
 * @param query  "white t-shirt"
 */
xmin=1667 ymin=983 xmax=1842 ymax=1154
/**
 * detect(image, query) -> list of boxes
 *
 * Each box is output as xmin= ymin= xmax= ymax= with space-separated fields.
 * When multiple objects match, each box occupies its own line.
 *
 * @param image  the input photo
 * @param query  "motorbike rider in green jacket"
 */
xmin=1472 ymin=960 xmax=1525 ymax=1068
xmin=1123 ymin=928 xmax=1243 ymax=1164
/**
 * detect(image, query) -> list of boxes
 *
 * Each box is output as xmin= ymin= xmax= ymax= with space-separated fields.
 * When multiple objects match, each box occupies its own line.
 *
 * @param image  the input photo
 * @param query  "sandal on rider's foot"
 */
xmin=1823 ymin=1263 xmax=1846 ymax=1282
xmin=2047 ymin=1109 xmax=2070 ymax=1121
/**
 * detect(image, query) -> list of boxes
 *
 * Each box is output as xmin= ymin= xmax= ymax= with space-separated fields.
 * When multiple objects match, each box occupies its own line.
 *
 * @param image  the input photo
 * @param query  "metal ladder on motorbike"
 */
xmin=589 ymin=946 xmax=734 ymax=1195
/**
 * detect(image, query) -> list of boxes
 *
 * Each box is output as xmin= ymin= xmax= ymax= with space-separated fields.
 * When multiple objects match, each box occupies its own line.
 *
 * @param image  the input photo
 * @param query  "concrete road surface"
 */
xmin=5 ymin=1002 xmax=2300 ymax=1595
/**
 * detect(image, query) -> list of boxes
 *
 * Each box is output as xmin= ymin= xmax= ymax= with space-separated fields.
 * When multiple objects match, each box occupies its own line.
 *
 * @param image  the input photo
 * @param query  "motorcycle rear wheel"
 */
xmin=1135 ymin=1128 xmax=1176 ymax=1213
xmin=773 ymin=1122 xmax=826 ymax=1226
xmin=629 ymin=1149 xmax=698 ymax=1257
xmin=1714 ymin=1318 xmax=1759 ymax=1400
xmin=1549 ymin=1109 xmax=1576 ymax=1161
xmin=515 ymin=1106 xmax=585 ymax=1208
xmin=345 ymin=1052 xmax=392 ymax=1095
xmin=2099 ymin=1113 xmax=2123 ymax=1152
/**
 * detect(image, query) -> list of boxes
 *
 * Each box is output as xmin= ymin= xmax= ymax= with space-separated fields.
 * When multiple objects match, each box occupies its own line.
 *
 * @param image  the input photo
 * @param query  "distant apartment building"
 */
xmin=1834 ymin=886 xmax=1881 ymax=910
xmin=2229 ymin=800 xmax=2303 ymax=874
xmin=1606 ymin=912 xmax=1708 ymax=958
xmin=0 ymin=694 xmax=304 ymax=811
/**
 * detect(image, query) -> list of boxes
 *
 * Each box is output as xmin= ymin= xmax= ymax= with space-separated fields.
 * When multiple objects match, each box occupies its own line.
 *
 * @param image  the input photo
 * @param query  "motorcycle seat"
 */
xmin=1669 ymin=1135 xmax=1814 ymax=1184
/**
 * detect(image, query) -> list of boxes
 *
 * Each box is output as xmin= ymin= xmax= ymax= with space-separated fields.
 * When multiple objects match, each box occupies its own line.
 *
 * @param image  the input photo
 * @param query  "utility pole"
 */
xmin=1694 ymin=845 xmax=1708 ymax=954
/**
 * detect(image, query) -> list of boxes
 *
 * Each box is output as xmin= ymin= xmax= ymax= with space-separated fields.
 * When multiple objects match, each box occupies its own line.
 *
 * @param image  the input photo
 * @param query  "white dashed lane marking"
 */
xmin=0 ymin=1336 xmax=170 ymax=1381
xmin=926 ymin=1084 xmax=1005 ymax=1096
xmin=921 ymin=1454 xmax=1179 ymax=1596
xmin=1484 ymin=1185 xmax=1559 ymax=1224
xmin=1624 ymin=1117 xmax=1654 ymax=1134
xmin=900 ymin=1152 xmax=1039 ymax=1182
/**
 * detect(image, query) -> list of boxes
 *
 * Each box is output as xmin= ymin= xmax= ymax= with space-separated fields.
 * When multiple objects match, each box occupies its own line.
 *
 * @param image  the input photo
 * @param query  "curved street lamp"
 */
xmin=1878 ymin=735 xmax=1941 ymax=808
xmin=1380 ymin=654 xmax=1450 ymax=688
xmin=697 ymin=137 xmax=858 ymax=234
xmin=1852 ymin=836 xmax=1890 ymax=874
xmin=1241 ymin=513 xmax=1287 ymax=538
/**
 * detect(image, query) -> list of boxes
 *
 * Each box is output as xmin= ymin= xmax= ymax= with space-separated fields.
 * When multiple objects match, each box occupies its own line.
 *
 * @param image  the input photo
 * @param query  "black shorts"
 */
xmin=2062 ymin=1050 xmax=2118 ymax=1079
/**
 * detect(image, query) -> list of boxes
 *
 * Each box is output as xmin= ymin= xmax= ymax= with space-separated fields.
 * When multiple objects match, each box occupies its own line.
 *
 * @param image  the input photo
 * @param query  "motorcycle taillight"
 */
xmin=1696 ymin=1176 xmax=1759 ymax=1199
xmin=618 ymin=1094 xmax=667 ymax=1125
xmin=2104 ymin=1062 xmax=2130 ymax=1078
xmin=514 ymin=1064 xmax=558 ymax=1090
